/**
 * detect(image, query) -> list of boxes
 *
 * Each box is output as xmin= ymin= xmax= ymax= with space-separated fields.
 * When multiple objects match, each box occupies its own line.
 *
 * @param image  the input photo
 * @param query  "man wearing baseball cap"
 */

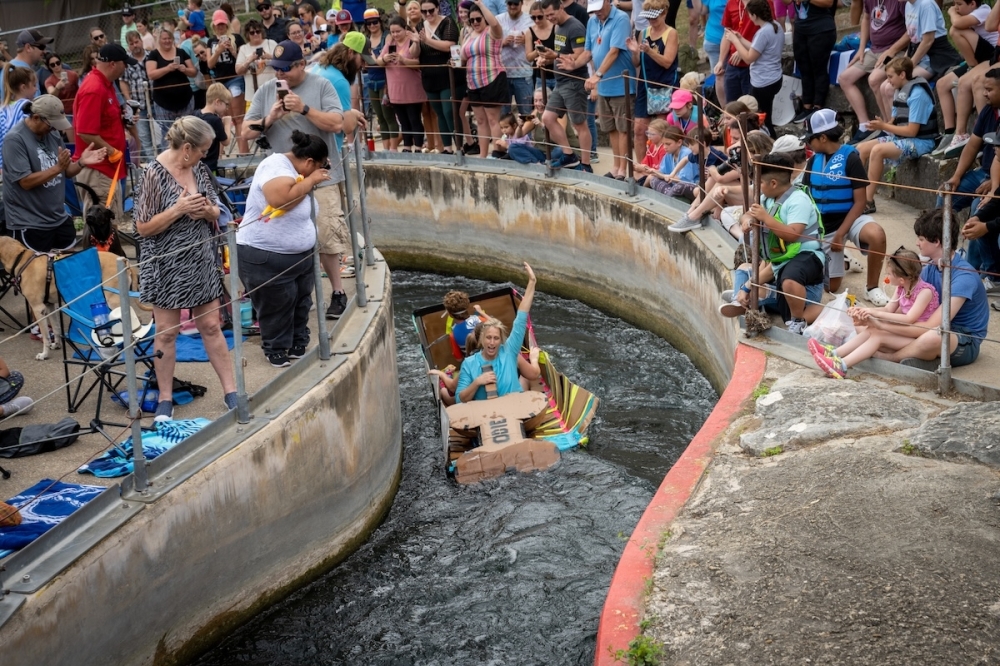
xmin=73 ymin=44 xmax=131 ymax=222
xmin=257 ymin=1 xmax=289 ymax=43
xmin=2 ymin=95 xmax=107 ymax=253
xmin=802 ymin=108 xmax=888 ymax=304
xmin=120 ymin=6 xmax=137 ymax=46
xmin=243 ymin=39 xmax=366 ymax=319
xmin=1 ymin=30 xmax=54 ymax=98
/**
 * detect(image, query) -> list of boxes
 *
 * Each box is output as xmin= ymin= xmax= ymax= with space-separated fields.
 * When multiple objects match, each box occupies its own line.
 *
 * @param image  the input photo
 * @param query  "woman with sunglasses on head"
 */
xmin=418 ymin=0 xmax=459 ymax=154
xmin=364 ymin=10 xmax=402 ymax=151
xmin=44 ymin=55 xmax=79 ymax=117
xmin=237 ymin=19 xmax=278 ymax=96
xmin=237 ymin=130 xmax=331 ymax=368
xmin=378 ymin=16 xmax=427 ymax=152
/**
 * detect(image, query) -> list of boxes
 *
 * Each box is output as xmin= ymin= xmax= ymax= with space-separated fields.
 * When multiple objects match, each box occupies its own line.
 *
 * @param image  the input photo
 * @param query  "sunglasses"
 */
xmin=93 ymin=34 xmax=106 ymax=40
xmin=272 ymin=62 xmax=294 ymax=72
xmin=247 ymin=28 xmax=262 ymax=34
xmin=531 ymin=14 xmax=543 ymax=19
xmin=421 ymin=7 xmax=436 ymax=14
xmin=256 ymin=4 xmax=272 ymax=9
xmin=366 ymin=18 xmax=381 ymax=24
xmin=298 ymin=11 xmax=311 ymax=16
xmin=469 ymin=16 xmax=484 ymax=23
xmin=49 ymin=60 xmax=61 ymax=67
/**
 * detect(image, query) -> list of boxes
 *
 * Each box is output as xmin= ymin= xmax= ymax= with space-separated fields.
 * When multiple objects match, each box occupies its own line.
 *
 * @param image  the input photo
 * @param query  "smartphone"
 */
xmin=303 ymin=43 xmax=312 ymax=55
xmin=387 ymin=44 xmax=396 ymax=54
xmin=60 ymin=71 xmax=68 ymax=82
xmin=276 ymin=79 xmax=289 ymax=100
xmin=173 ymin=55 xmax=181 ymax=65
xmin=256 ymin=47 xmax=264 ymax=58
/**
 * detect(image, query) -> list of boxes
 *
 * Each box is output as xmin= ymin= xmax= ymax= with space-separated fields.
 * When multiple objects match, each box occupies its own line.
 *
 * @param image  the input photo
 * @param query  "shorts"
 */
xmin=597 ymin=95 xmax=629 ymax=133
xmin=13 ymin=217 xmax=77 ymax=254
xmin=773 ymin=0 xmax=793 ymax=19
xmin=822 ymin=214 xmax=876 ymax=279
xmin=650 ymin=179 xmax=697 ymax=199
xmin=950 ymin=325 xmax=982 ymax=367
xmin=875 ymin=134 xmax=934 ymax=163
xmin=720 ymin=205 xmax=744 ymax=233
xmin=704 ymin=41 xmax=721 ymax=70
xmin=314 ymin=184 xmax=349 ymax=256
xmin=468 ymin=71 xmax=509 ymax=107
xmin=974 ymin=35 xmax=995 ymax=66
xmin=546 ymin=80 xmax=588 ymax=125
xmin=771 ymin=252 xmax=825 ymax=320
xmin=852 ymin=49 xmax=888 ymax=73
xmin=224 ymin=77 xmax=244 ymax=97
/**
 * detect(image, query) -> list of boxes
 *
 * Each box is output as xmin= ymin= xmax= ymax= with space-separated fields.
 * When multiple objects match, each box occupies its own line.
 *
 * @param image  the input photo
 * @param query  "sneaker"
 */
xmin=863 ymin=200 xmax=877 ymax=215
xmin=931 ymin=132 xmax=955 ymax=156
xmin=29 ymin=324 xmax=41 ymax=341
xmin=848 ymin=128 xmax=879 ymax=145
xmin=559 ymin=152 xmax=581 ymax=169
xmin=153 ymin=400 xmax=174 ymax=422
xmin=340 ymin=264 xmax=355 ymax=277
xmin=591 ymin=152 xmax=600 ymax=163
xmin=668 ymin=214 xmax=703 ymax=233
xmin=807 ymin=337 xmax=838 ymax=372
xmin=865 ymin=286 xmax=890 ymax=307
xmin=326 ymin=291 xmax=347 ymax=320
xmin=1 ymin=396 xmax=33 ymax=418
xmin=785 ymin=318 xmax=808 ymax=335
xmin=721 ymin=289 xmax=735 ymax=302
xmin=814 ymin=348 xmax=847 ymax=379
xmin=719 ymin=302 xmax=747 ymax=318
xmin=792 ymin=108 xmax=812 ymax=124
xmin=266 ymin=352 xmax=291 ymax=368
xmin=984 ymin=276 xmax=999 ymax=292
xmin=942 ymin=133 xmax=970 ymax=159
xmin=846 ymin=256 xmax=865 ymax=273
xmin=223 ymin=392 xmax=238 ymax=411
xmin=579 ymin=163 xmax=593 ymax=173
xmin=288 ymin=345 xmax=307 ymax=359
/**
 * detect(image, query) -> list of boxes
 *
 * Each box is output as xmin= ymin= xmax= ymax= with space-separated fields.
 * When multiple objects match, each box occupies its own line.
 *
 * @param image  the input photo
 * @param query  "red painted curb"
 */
xmin=593 ymin=343 xmax=767 ymax=665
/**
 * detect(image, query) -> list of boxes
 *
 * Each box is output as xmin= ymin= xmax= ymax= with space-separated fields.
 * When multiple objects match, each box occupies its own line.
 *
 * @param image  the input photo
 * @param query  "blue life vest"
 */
xmin=805 ymin=144 xmax=857 ymax=218
xmin=892 ymin=77 xmax=938 ymax=141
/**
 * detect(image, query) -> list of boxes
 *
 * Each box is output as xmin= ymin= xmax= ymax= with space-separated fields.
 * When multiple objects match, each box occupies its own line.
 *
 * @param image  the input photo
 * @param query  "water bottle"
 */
xmin=91 ymin=302 xmax=114 ymax=346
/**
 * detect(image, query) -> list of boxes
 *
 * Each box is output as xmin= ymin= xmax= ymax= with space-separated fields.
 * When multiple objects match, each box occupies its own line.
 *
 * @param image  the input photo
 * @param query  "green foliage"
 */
xmin=900 ymin=439 xmax=919 ymax=456
xmin=613 ymin=634 xmax=664 ymax=666
xmin=762 ymin=446 xmax=783 ymax=457
xmin=751 ymin=384 xmax=770 ymax=400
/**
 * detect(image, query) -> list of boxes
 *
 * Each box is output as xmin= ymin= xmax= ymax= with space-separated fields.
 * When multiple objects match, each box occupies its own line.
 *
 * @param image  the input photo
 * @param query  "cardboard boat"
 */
xmin=412 ymin=287 xmax=599 ymax=484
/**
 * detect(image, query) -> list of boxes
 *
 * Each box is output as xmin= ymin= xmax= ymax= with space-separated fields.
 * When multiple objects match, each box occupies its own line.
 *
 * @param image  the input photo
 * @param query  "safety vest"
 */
xmin=892 ymin=77 xmax=938 ymax=141
xmin=761 ymin=187 xmax=824 ymax=266
xmin=804 ymin=144 xmax=857 ymax=218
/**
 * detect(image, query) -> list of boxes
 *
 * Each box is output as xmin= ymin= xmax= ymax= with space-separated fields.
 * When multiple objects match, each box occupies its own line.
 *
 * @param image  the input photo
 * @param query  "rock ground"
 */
xmin=645 ymin=357 xmax=1000 ymax=665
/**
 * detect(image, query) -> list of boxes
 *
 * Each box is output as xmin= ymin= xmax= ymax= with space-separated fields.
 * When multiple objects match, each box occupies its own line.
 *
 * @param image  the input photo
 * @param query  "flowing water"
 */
xmin=195 ymin=271 xmax=718 ymax=666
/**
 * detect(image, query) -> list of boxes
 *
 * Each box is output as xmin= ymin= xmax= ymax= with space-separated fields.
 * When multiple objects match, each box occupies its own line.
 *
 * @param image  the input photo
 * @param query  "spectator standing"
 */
xmin=81 ymin=46 xmax=100 ymax=82
xmin=702 ymin=0 xmax=729 ymax=105
xmin=626 ymin=0 xmax=678 ymax=165
xmin=121 ymin=7 xmax=138 ymax=45
xmin=43 ymin=54 xmax=79 ymax=116
xmin=498 ymin=0 xmax=535 ymax=117
xmin=193 ymin=82 xmax=234 ymax=173
xmin=525 ymin=1 xmax=556 ymax=90
xmin=418 ymin=0 xmax=460 ymax=153
xmin=237 ymin=20 xmax=279 ymax=97
xmin=839 ymin=0 xmax=907 ymax=143
xmin=725 ymin=0 xmax=783 ymax=136
xmin=136 ymin=18 xmax=157 ymax=51
xmin=74 ymin=45 xmax=131 ymax=223
xmin=562 ymin=0 xmax=590 ymax=24
xmin=90 ymin=27 xmax=109 ymax=50
xmin=380 ymin=18 xmax=427 ymax=152
xmin=585 ymin=0 xmax=635 ymax=180
xmin=539 ymin=0 xmax=591 ymax=170
xmin=316 ymin=39 xmax=364 ymax=149
xmin=364 ymin=11 xmax=402 ymax=151
xmin=2 ymin=96 xmax=106 ymax=252
xmin=187 ymin=37 xmax=214 ymax=109
xmin=258 ymin=1 xmax=290 ymax=43
xmin=147 ymin=29 xmax=198 ymax=146
xmin=0 ymin=30 xmax=52 ymax=98
xmin=242 ymin=39 xmax=365 ymax=319
xmin=0 ymin=67 xmax=38 ymax=172
xmin=462 ymin=0 xmax=507 ymax=157
xmin=715 ymin=0 xmax=759 ymax=108
xmin=789 ymin=0 xmax=836 ymax=122
xmin=208 ymin=10 xmax=248 ymax=153
xmin=943 ymin=68 xmax=1000 ymax=213
xmin=133 ymin=116 xmax=237 ymax=420
xmin=121 ymin=31 xmax=155 ymax=162
xmin=221 ymin=3 xmax=243 ymax=36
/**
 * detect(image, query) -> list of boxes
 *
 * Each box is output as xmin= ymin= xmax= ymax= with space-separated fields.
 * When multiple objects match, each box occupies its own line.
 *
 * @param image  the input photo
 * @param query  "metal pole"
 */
xmin=116 ymin=258 xmax=147 ymax=492
xmin=341 ymin=143 xmax=368 ymax=308
xmin=750 ymin=161 xmax=761 ymax=313
xmin=449 ymin=65 xmax=464 ymax=167
xmin=738 ymin=113 xmax=758 ymax=312
xmin=225 ymin=224 xmax=251 ymax=423
xmin=352 ymin=132 xmax=376 ymax=267
xmin=541 ymin=68 xmax=553 ymax=177
xmin=697 ymin=90 xmax=706 ymax=200
xmin=623 ymin=74 xmax=637 ymax=196
xmin=939 ymin=187 xmax=953 ymax=394
xmin=311 ymin=194 xmax=331 ymax=361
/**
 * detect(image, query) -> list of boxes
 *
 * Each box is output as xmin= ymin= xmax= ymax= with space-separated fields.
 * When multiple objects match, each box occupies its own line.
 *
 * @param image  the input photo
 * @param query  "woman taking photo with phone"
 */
xmin=626 ymin=0 xmax=678 ymax=166
xmin=364 ymin=9 xmax=402 ymax=151
xmin=146 ymin=28 xmax=198 ymax=148
xmin=208 ymin=10 xmax=247 ymax=153
xmin=378 ymin=16 xmax=426 ymax=152
xmin=236 ymin=19 xmax=278 ymax=96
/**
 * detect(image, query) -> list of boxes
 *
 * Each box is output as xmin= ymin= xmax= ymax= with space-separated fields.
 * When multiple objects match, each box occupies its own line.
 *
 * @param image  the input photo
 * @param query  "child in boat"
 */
xmin=809 ymin=247 xmax=940 ymax=378
xmin=443 ymin=290 xmax=485 ymax=361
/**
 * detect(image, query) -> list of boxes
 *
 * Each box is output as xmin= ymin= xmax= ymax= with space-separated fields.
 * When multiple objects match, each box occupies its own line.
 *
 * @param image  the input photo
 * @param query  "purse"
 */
xmin=641 ymin=28 xmax=673 ymax=116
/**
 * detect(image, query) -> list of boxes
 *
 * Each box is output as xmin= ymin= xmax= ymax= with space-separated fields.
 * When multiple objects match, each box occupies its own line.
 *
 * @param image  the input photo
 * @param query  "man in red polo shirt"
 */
xmin=73 ymin=44 xmax=130 ymax=220
xmin=714 ymin=0 xmax=770 ymax=106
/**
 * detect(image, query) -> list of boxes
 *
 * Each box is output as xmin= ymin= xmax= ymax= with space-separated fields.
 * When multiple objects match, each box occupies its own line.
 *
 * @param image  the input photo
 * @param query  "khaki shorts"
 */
xmin=314 ymin=183 xmax=349 ymax=256
xmin=598 ymin=95 xmax=630 ymax=134
xmin=852 ymin=49 xmax=887 ymax=73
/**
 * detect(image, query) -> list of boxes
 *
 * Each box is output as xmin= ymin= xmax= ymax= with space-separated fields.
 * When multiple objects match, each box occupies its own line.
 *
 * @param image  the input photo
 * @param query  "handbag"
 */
xmin=641 ymin=28 xmax=673 ymax=115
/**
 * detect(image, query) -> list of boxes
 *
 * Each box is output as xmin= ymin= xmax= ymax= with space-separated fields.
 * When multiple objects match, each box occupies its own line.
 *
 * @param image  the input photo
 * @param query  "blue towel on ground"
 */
xmin=175 ymin=329 xmax=238 ymax=362
xmin=0 ymin=479 xmax=105 ymax=557
xmin=77 ymin=418 xmax=211 ymax=478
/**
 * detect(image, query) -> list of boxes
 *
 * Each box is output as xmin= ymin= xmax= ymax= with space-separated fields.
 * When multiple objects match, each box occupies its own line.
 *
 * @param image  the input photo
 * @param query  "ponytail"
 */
xmin=2 ymin=64 xmax=36 ymax=107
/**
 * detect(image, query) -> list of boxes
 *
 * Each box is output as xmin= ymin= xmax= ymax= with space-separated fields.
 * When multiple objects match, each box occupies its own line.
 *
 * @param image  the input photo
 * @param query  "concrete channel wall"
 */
xmin=0 ymin=260 xmax=402 ymax=666
xmin=364 ymin=158 xmax=739 ymax=394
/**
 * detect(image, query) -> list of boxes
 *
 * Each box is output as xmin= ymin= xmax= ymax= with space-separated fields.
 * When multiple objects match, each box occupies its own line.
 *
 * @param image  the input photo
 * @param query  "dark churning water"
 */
xmin=194 ymin=271 xmax=718 ymax=666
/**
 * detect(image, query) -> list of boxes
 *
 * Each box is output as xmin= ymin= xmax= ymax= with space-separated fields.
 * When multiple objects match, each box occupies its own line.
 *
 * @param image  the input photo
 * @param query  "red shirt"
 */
xmin=722 ymin=0 xmax=770 ymax=68
xmin=72 ymin=69 xmax=126 ymax=180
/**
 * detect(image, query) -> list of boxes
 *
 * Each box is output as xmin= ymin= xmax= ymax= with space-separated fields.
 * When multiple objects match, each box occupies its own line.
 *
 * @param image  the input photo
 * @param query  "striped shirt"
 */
xmin=0 ymin=99 xmax=31 ymax=172
xmin=462 ymin=30 xmax=505 ymax=91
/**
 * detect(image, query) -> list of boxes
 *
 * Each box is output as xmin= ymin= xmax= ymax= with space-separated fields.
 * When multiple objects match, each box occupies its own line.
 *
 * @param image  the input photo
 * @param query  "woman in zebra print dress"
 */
xmin=134 ymin=116 xmax=237 ymax=421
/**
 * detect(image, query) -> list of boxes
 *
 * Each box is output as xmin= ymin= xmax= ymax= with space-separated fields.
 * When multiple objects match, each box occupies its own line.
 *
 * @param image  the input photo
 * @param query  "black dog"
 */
xmin=83 ymin=203 xmax=126 ymax=257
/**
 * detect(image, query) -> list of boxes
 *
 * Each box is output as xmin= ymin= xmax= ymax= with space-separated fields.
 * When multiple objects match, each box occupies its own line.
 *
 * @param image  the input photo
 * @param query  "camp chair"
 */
xmin=53 ymin=248 xmax=158 ymax=441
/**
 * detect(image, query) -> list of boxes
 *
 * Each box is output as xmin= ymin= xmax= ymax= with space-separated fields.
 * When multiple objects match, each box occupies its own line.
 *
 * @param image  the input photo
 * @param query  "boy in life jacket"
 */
xmin=443 ymin=291 xmax=486 ymax=360
xmin=719 ymin=152 xmax=826 ymax=334
xmin=856 ymin=56 xmax=938 ymax=215
xmin=804 ymin=108 xmax=890 ymax=306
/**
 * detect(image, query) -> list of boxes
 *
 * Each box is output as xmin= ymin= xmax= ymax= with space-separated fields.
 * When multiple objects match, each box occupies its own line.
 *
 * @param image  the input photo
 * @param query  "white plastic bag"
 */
xmin=803 ymin=290 xmax=856 ymax=347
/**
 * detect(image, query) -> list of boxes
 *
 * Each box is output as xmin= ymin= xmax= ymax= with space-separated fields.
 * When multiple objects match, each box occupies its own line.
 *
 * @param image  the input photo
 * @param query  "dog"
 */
xmin=0 ymin=237 xmax=138 ymax=361
xmin=83 ymin=204 xmax=127 ymax=257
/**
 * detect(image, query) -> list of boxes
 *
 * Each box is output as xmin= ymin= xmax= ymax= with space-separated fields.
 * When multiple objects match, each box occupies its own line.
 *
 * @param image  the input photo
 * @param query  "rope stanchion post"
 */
xmin=225 ymin=224 xmax=251 ymax=424
xmin=750 ymin=160 xmax=761 ymax=313
xmin=341 ymin=143 xmax=368 ymax=309
xmin=310 ymin=196 xmax=332 ymax=361
xmin=352 ymin=132 xmax=376 ymax=268
xmin=116 ymin=257 xmax=148 ymax=491
xmin=624 ymin=75 xmax=635 ymax=182
xmin=939 ymin=185 xmax=953 ymax=394
xmin=696 ymin=90 xmax=706 ymax=199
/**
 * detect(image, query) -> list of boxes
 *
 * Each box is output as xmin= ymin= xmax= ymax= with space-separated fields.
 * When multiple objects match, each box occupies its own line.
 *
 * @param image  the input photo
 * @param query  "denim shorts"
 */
xmin=224 ymin=77 xmax=244 ymax=97
xmin=949 ymin=325 xmax=982 ymax=367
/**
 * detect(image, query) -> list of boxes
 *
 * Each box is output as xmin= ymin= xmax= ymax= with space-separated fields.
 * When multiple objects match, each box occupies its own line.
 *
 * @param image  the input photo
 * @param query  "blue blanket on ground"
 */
xmin=77 ymin=418 xmax=212 ymax=478
xmin=0 ymin=480 xmax=105 ymax=557
xmin=175 ymin=330 xmax=238 ymax=362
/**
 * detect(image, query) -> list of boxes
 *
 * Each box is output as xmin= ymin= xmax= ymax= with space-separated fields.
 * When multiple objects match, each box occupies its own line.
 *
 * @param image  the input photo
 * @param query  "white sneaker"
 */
xmin=785 ymin=318 xmax=807 ymax=335
xmin=668 ymin=214 xmax=702 ymax=233
xmin=865 ymin=286 xmax=890 ymax=307
xmin=721 ymin=289 xmax=734 ymax=302
xmin=984 ymin=276 xmax=999 ymax=293
xmin=942 ymin=134 xmax=970 ymax=159
xmin=1 ymin=396 xmax=33 ymax=417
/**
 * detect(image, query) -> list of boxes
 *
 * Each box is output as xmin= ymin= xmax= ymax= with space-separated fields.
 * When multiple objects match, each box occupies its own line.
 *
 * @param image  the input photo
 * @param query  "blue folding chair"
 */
xmin=53 ymin=248 xmax=158 ymax=440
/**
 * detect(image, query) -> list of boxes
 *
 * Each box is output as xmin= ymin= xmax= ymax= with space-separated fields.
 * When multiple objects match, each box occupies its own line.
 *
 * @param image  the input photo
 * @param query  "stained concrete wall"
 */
xmin=365 ymin=162 xmax=739 ymax=393
xmin=0 ymin=280 xmax=402 ymax=666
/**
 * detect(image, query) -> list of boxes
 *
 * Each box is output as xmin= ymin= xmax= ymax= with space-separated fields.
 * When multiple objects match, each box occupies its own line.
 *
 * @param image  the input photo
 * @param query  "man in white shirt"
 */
xmin=498 ymin=0 xmax=535 ymax=117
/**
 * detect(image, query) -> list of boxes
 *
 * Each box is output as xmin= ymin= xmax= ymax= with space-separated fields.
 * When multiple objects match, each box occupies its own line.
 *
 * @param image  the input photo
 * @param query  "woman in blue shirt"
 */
xmin=456 ymin=262 xmax=537 ymax=403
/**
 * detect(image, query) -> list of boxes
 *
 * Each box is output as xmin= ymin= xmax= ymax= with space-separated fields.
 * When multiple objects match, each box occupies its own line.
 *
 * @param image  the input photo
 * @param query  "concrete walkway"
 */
xmin=645 ymin=354 xmax=1000 ymax=664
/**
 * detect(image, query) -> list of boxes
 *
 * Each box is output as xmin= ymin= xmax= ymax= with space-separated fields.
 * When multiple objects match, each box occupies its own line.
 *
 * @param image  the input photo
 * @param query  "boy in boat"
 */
xmin=443 ymin=290 xmax=486 ymax=361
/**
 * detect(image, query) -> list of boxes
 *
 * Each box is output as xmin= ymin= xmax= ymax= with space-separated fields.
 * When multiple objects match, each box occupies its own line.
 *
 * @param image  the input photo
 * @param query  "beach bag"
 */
xmin=803 ymin=290 xmax=856 ymax=347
